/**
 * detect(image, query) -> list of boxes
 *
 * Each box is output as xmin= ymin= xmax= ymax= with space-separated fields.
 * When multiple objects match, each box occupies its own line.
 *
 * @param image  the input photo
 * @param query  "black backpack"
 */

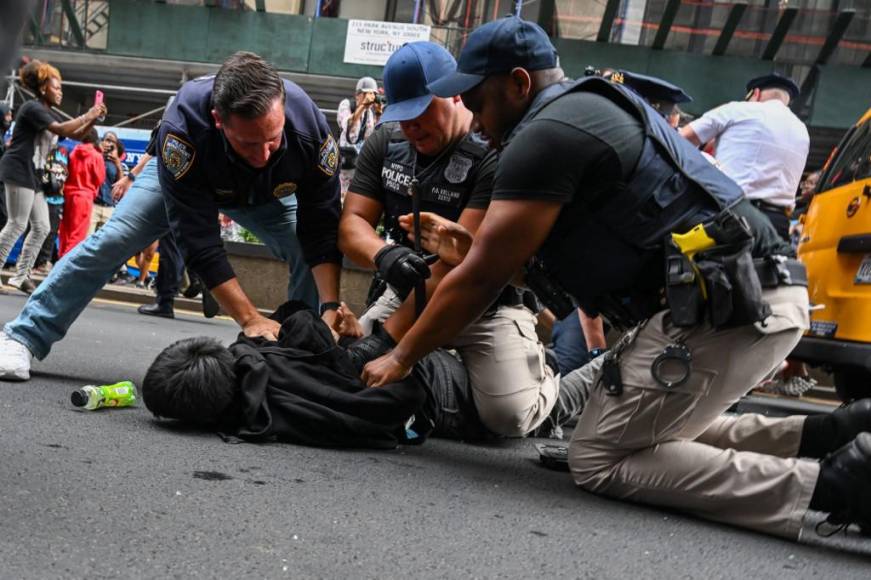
xmin=39 ymin=145 xmax=69 ymax=195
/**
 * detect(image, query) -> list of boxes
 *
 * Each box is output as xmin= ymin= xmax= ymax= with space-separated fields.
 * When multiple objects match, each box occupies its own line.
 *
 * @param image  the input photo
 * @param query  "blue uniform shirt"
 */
xmin=156 ymin=76 xmax=341 ymax=289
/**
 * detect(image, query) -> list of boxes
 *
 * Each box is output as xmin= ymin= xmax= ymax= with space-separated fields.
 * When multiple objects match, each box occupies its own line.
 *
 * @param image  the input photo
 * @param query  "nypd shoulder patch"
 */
xmin=162 ymin=133 xmax=195 ymax=180
xmin=317 ymin=134 xmax=338 ymax=177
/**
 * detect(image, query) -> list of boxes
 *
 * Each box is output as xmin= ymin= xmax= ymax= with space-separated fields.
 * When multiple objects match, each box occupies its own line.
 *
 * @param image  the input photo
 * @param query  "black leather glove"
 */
xmin=374 ymin=244 xmax=430 ymax=300
xmin=345 ymin=324 xmax=397 ymax=374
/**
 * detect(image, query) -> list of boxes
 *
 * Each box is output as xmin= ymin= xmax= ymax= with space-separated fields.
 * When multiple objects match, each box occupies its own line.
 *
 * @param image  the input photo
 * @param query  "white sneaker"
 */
xmin=0 ymin=332 xmax=32 ymax=381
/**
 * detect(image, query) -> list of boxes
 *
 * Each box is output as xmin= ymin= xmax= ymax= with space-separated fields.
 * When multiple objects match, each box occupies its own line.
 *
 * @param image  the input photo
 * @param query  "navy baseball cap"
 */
xmin=746 ymin=73 xmax=800 ymax=100
xmin=428 ymin=16 xmax=558 ymax=98
xmin=379 ymin=41 xmax=457 ymax=124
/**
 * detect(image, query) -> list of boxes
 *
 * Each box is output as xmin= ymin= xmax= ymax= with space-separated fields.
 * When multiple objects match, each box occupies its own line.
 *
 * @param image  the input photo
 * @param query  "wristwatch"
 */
xmin=319 ymin=301 xmax=341 ymax=316
xmin=126 ymin=172 xmax=136 ymax=182
xmin=588 ymin=348 xmax=607 ymax=359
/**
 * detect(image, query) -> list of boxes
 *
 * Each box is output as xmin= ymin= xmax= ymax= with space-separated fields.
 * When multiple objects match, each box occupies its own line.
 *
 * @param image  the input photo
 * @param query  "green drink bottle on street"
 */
xmin=71 ymin=381 xmax=138 ymax=410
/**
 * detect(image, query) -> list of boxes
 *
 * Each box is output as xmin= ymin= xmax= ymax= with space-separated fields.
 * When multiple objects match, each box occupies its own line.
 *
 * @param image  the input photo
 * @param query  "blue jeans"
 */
xmin=5 ymin=158 xmax=317 ymax=359
xmin=551 ymin=309 xmax=590 ymax=376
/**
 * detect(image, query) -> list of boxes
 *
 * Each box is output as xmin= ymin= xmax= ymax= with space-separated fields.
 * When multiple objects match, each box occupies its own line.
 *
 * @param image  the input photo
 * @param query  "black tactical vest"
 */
xmin=379 ymin=125 xmax=490 ymax=246
xmin=509 ymin=78 xmax=745 ymax=323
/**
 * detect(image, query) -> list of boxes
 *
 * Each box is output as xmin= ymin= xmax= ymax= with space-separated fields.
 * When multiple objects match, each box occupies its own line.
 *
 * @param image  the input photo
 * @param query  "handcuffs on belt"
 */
xmin=599 ymin=322 xmax=693 ymax=397
xmin=651 ymin=343 xmax=693 ymax=389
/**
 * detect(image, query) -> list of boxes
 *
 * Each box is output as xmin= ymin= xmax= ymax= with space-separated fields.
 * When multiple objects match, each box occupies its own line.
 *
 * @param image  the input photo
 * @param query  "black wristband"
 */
xmin=126 ymin=173 xmax=136 ymax=182
xmin=319 ymin=301 xmax=340 ymax=316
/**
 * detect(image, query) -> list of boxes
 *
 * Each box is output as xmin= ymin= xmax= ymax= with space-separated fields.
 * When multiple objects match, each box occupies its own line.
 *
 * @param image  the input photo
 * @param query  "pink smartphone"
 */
xmin=94 ymin=90 xmax=104 ymax=106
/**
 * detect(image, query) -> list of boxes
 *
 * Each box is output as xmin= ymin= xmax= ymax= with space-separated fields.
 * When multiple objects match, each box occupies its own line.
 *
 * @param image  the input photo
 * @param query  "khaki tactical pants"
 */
xmin=360 ymin=288 xmax=559 ymax=436
xmin=567 ymin=285 xmax=818 ymax=539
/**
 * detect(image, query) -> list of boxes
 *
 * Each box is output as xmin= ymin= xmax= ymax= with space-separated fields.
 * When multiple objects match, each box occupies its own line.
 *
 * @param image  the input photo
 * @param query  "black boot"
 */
xmin=138 ymin=301 xmax=175 ymax=319
xmin=811 ymin=432 xmax=871 ymax=534
xmin=182 ymin=272 xmax=202 ymax=299
xmin=799 ymin=398 xmax=871 ymax=459
xmin=345 ymin=324 xmax=396 ymax=374
xmin=202 ymin=288 xmax=219 ymax=318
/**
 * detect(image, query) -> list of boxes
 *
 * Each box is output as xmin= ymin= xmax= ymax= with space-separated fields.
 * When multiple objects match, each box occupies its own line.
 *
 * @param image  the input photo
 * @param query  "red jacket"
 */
xmin=64 ymin=143 xmax=105 ymax=199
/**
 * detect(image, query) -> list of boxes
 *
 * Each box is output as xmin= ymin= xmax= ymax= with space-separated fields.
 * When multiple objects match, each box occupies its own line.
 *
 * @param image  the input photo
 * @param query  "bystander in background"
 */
xmin=92 ymin=131 xmax=124 ymax=233
xmin=337 ymin=76 xmax=379 ymax=201
xmin=57 ymin=129 xmax=104 ymax=257
xmin=0 ymin=60 xmax=105 ymax=294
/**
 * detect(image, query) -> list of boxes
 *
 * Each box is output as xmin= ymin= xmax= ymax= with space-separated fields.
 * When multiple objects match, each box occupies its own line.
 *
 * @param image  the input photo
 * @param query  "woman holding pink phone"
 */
xmin=0 ymin=60 xmax=106 ymax=294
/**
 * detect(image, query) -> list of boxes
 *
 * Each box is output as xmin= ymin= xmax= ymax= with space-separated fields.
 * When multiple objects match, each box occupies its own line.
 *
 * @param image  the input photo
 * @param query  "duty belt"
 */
xmin=750 ymin=199 xmax=793 ymax=218
xmin=753 ymin=257 xmax=807 ymax=288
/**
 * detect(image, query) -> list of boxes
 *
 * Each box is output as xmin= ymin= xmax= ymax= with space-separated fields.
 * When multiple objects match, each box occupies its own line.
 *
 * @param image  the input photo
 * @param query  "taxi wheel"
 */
xmin=834 ymin=367 xmax=871 ymax=403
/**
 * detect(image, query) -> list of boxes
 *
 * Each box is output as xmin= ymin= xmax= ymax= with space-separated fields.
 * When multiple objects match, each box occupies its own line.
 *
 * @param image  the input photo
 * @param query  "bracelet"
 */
xmin=319 ymin=301 xmax=340 ymax=316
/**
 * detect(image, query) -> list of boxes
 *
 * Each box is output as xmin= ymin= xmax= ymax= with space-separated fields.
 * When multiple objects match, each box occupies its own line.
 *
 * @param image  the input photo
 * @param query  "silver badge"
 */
xmin=443 ymin=154 xmax=473 ymax=184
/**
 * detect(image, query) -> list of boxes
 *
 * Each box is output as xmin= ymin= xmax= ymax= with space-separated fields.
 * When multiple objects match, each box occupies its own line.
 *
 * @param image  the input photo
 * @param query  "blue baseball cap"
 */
xmin=428 ymin=16 xmax=558 ymax=98
xmin=380 ymin=41 xmax=457 ymax=124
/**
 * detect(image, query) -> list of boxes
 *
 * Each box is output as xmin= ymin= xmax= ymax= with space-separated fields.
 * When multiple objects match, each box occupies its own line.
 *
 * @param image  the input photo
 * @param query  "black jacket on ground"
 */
xmin=225 ymin=302 xmax=426 ymax=449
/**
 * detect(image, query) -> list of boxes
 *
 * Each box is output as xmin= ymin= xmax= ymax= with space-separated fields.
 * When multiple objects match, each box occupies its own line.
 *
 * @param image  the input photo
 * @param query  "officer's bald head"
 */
xmin=212 ymin=52 xmax=285 ymax=120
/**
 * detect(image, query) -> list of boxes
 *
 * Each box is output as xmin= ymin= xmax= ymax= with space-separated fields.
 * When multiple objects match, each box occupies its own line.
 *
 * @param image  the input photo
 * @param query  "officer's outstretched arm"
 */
xmin=380 ymin=207 xmax=486 ymax=342
xmin=363 ymin=199 xmax=562 ymax=387
xmin=211 ymin=278 xmax=281 ymax=341
xmin=339 ymin=192 xmax=387 ymax=268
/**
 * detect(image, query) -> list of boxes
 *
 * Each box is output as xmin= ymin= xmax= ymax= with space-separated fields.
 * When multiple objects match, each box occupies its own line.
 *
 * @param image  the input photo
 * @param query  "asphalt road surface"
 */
xmin=0 ymin=295 xmax=869 ymax=579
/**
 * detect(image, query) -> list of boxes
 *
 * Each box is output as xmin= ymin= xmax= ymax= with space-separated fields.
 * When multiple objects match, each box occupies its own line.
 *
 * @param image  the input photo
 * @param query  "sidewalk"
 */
xmin=0 ymin=268 xmax=213 ymax=315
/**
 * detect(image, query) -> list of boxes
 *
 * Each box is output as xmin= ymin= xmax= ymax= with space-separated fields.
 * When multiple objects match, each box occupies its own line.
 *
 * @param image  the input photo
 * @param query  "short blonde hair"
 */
xmin=19 ymin=60 xmax=62 ymax=93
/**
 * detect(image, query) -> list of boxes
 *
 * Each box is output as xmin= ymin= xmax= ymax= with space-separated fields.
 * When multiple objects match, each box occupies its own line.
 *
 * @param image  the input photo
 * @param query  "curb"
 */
xmin=1 ymin=270 xmax=213 ymax=315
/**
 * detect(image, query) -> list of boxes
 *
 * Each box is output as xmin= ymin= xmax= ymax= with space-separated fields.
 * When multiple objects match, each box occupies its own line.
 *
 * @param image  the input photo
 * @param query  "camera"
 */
xmin=350 ymin=93 xmax=386 ymax=110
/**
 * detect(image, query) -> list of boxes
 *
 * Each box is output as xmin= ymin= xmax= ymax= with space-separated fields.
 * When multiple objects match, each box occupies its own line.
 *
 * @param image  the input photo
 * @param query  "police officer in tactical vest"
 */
xmin=361 ymin=17 xmax=871 ymax=538
xmin=339 ymin=41 xmax=565 ymax=438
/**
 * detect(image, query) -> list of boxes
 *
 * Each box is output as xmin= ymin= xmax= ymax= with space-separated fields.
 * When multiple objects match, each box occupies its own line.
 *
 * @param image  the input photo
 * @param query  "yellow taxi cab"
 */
xmin=792 ymin=107 xmax=871 ymax=401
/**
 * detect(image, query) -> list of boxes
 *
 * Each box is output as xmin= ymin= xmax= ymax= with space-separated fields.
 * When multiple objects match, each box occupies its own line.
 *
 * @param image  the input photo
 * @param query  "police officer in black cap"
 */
xmin=608 ymin=70 xmax=692 ymax=128
xmin=681 ymin=72 xmax=809 ymax=240
xmin=361 ymin=16 xmax=871 ymax=539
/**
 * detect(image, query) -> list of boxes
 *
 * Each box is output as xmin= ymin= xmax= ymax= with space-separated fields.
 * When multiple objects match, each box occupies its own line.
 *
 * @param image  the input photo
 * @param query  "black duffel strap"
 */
xmin=753 ymin=257 xmax=807 ymax=288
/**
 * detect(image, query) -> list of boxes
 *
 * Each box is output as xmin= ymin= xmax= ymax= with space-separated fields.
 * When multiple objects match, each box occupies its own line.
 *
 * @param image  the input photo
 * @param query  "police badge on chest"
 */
xmin=444 ymin=153 xmax=473 ymax=184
